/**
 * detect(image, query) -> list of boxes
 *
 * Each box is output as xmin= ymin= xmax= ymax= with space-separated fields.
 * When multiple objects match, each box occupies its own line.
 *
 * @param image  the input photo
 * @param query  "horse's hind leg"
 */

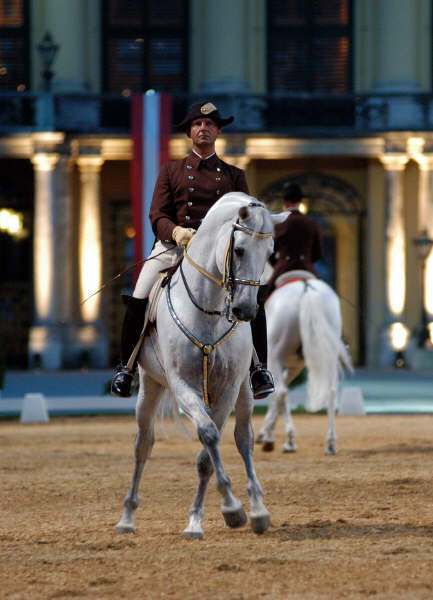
xmin=235 ymin=380 xmax=270 ymax=535
xmin=282 ymin=365 xmax=303 ymax=453
xmin=257 ymin=356 xmax=286 ymax=452
xmin=116 ymin=373 xmax=162 ymax=534
xmin=325 ymin=384 xmax=337 ymax=455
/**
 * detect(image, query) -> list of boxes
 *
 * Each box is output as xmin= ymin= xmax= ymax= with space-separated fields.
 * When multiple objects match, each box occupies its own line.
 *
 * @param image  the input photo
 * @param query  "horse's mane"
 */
xmin=206 ymin=192 xmax=265 ymax=217
xmin=200 ymin=192 xmax=267 ymax=233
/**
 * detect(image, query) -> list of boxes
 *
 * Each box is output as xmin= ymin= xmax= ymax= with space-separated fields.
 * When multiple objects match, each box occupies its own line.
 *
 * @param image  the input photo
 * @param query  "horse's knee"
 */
xmin=197 ymin=422 xmax=219 ymax=447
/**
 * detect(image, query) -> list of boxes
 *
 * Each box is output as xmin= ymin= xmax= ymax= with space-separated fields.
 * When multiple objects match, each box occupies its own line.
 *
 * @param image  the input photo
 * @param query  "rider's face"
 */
xmin=189 ymin=118 xmax=220 ymax=150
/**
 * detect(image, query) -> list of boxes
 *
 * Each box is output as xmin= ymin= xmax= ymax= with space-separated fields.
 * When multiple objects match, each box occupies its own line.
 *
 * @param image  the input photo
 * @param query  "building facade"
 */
xmin=1 ymin=0 xmax=433 ymax=370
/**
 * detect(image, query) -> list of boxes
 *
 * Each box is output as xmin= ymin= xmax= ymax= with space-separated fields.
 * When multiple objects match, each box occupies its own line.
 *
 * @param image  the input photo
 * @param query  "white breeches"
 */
xmin=133 ymin=241 xmax=182 ymax=299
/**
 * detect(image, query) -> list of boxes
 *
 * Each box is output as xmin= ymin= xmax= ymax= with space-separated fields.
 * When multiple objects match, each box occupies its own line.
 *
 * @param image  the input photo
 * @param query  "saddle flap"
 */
xmin=147 ymin=274 xmax=166 ymax=325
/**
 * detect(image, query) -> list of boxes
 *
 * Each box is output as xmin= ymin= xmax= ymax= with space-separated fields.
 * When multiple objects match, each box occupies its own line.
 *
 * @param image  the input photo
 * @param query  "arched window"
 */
xmin=267 ymin=0 xmax=353 ymax=94
xmin=103 ymin=0 xmax=189 ymax=94
xmin=0 ymin=0 xmax=29 ymax=91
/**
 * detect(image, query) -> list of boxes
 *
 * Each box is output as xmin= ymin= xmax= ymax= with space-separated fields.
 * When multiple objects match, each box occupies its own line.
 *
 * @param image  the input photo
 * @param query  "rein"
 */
xmin=80 ymin=245 xmax=175 ymax=306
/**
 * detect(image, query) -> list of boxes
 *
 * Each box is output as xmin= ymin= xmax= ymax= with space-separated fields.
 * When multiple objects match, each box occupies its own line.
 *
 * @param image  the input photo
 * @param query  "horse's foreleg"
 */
xmin=325 ymin=384 xmax=337 ymax=455
xmin=116 ymin=374 xmax=162 ymax=534
xmin=178 ymin=389 xmax=244 ymax=537
xmin=183 ymin=448 xmax=213 ymax=539
xmin=235 ymin=380 xmax=270 ymax=535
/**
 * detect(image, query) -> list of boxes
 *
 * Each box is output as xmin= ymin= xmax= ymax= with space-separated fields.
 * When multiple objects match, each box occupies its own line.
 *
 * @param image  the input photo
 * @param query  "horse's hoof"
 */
xmin=262 ymin=441 xmax=274 ymax=452
xmin=325 ymin=445 xmax=337 ymax=456
xmin=250 ymin=512 xmax=271 ymax=535
xmin=282 ymin=442 xmax=297 ymax=453
xmin=115 ymin=522 xmax=136 ymax=534
xmin=182 ymin=528 xmax=204 ymax=540
xmin=222 ymin=506 xmax=248 ymax=529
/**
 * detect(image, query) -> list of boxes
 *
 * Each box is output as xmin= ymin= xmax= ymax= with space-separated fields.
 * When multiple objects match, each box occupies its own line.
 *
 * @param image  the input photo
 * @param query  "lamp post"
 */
xmin=37 ymin=32 xmax=59 ymax=92
xmin=413 ymin=229 xmax=433 ymax=347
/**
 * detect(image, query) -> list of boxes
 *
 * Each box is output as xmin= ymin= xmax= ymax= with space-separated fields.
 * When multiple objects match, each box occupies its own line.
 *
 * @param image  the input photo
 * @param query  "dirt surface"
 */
xmin=2 ymin=414 xmax=433 ymax=599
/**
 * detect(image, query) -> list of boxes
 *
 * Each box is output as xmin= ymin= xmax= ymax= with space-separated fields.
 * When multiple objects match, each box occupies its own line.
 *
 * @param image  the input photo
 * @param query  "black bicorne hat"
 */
xmin=176 ymin=101 xmax=234 ymax=132
xmin=283 ymin=183 xmax=304 ymax=203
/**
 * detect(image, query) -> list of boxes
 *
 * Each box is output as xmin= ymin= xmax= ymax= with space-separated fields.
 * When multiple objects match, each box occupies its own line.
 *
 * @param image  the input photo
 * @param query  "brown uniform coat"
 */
xmin=268 ymin=210 xmax=323 ymax=290
xmin=149 ymin=151 xmax=249 ymax=242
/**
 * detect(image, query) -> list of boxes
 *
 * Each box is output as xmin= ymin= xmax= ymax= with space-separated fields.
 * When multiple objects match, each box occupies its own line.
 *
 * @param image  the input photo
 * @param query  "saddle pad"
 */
xmin=275 ymin=269 xmax=316 ymax=289
xmin=147 ymin=274 xmax=166 ymax=325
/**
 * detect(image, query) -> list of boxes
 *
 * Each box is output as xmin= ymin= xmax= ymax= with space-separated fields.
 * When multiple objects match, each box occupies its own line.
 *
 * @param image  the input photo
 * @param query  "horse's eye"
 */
xmin=234 ymin=247 xmax=245 ymax=257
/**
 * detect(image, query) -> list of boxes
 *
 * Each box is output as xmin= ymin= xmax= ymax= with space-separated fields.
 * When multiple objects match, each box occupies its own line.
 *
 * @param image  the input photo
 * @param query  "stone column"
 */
xmin=76 ymin=155 xmax=107 ymax=367
xmin=378 ymin=154 xmax=409 ymax=365
xmin=28 ymin=152 xmax=61 ymax=368
xmin=410 ymin=154 xmax=433 ymax=366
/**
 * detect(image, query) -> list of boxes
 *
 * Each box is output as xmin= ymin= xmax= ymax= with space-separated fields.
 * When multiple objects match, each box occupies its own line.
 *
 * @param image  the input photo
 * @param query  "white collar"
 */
xmin=192 ymin=149 xmax=216 ymax=160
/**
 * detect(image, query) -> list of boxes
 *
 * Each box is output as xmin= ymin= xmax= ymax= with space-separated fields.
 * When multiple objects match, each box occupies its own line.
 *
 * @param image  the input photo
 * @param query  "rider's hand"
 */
xmin=172 ymin=225 xmax=196 ymax=247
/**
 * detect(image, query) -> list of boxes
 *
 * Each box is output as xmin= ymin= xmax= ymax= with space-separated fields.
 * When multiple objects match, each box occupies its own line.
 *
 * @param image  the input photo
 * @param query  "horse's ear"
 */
xmin=238 ymin=206 xmax=249 ymax=220
xmin=270 ymin=211 xmax=290 ymax=225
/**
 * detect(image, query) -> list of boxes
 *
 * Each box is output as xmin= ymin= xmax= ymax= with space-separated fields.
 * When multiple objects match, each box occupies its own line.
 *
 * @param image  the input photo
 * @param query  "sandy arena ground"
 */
xmin=2 ymin=413 xmax=433 ymax=599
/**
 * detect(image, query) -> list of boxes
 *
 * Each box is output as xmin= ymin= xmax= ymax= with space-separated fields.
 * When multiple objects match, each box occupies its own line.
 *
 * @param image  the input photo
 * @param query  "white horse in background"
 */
xmin=257 ymin=273 xmax=352 ymax=455
xmin=116 ymin=193 xmax=287 ymax=539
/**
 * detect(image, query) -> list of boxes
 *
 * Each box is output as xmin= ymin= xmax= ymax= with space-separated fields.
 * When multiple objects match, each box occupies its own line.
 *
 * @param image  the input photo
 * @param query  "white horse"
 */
xmin=257 ymin=274 xmax=352 ymax=455
xmin=116 ymin=193 xmax=287 ymax=539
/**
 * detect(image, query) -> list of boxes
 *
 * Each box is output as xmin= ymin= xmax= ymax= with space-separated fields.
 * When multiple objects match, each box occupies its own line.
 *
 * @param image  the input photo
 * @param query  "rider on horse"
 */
xmin=111 ymin=101 xmax=275 ymax=400
xmin=266 ymin=183 xmax=323 ymax=295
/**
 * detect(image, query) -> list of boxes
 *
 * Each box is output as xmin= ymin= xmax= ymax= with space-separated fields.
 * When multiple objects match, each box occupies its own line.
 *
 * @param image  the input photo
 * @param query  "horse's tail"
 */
xmin=299 ymin=282 xmax=353 ymax=412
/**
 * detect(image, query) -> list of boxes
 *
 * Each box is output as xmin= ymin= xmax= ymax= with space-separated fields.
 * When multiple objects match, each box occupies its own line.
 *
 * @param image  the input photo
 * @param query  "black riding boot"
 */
xmin=111 ymin=296 xmax=148 ymax=398
xmin=250 ymin=295 xmax=275 ymax=400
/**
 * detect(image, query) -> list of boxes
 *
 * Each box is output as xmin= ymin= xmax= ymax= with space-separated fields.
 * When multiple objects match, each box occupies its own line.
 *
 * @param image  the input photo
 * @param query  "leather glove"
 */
xmin=172 ymin=225 xmax=196 ymax=246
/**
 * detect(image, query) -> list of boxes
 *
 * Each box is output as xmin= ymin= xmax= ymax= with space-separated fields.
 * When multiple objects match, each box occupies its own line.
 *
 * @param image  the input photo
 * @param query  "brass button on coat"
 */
xmin=188 ymin=187 xmax=195 ymax=192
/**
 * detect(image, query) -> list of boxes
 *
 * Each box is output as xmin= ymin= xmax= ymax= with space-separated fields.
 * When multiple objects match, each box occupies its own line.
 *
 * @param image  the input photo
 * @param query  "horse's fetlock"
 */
xmin=217 ymin=474 xmax=231 ymax=495
xmin=124 ymin=495 xmax=139 ymax=511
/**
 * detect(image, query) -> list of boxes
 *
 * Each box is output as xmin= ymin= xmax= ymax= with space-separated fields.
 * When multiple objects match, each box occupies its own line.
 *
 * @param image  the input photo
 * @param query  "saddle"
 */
xmin=273 ymin=269 xmax=316 ymax=365
xmin=145 ymin=260 xmax=182 ymax=329
xmin=275 ymin=269 xmax=316 ymax=289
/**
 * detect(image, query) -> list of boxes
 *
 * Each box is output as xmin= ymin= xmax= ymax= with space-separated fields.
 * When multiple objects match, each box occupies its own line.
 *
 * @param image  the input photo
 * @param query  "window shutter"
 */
xmin=312 ymin=36 xmax=349 ymax=93
xmin=267 ymin=0 xmax=351 ymax=94
xmin=0 ymin=0 xmax=28 ymax=90
xmin=104 ymin=0 xmax=188 ymax=93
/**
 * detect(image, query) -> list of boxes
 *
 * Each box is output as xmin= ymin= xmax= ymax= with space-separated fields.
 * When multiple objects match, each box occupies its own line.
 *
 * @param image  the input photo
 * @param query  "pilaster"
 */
xmin=75 ymin=153 xmax=108 ymax=367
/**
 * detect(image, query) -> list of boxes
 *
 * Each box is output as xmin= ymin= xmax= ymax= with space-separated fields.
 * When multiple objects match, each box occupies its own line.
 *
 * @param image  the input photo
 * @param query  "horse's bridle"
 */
xmin=183 ymin=210 xmax=273 ymax=301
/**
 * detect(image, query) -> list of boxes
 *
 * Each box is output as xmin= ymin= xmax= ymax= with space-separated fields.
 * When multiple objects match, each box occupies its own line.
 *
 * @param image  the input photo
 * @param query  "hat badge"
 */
xmin=201 ymin=102 xmax=217 ymax=115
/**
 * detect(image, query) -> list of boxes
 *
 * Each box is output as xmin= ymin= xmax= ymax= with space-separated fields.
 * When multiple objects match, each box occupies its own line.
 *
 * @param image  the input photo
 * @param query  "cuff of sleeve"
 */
xmin=154 ymin=218 xmax=176 ymax=243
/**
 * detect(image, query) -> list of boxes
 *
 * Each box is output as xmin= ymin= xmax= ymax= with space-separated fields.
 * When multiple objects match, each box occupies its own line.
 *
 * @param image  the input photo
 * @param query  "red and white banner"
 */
xmin=131 ymin=92 xmax=172 ymax=264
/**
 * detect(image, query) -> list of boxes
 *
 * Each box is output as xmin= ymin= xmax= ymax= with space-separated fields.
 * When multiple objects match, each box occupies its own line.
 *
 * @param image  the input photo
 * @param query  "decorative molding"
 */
xmin=379 ymin=154 xmax=408 ymax=171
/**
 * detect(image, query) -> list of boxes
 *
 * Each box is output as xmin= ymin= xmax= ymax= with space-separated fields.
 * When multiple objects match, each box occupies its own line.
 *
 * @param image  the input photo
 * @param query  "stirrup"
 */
xmin=111 ymin=364 xmax=135 ymax=398
xmin=250 ymin=365 xmax=275 ymax=400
